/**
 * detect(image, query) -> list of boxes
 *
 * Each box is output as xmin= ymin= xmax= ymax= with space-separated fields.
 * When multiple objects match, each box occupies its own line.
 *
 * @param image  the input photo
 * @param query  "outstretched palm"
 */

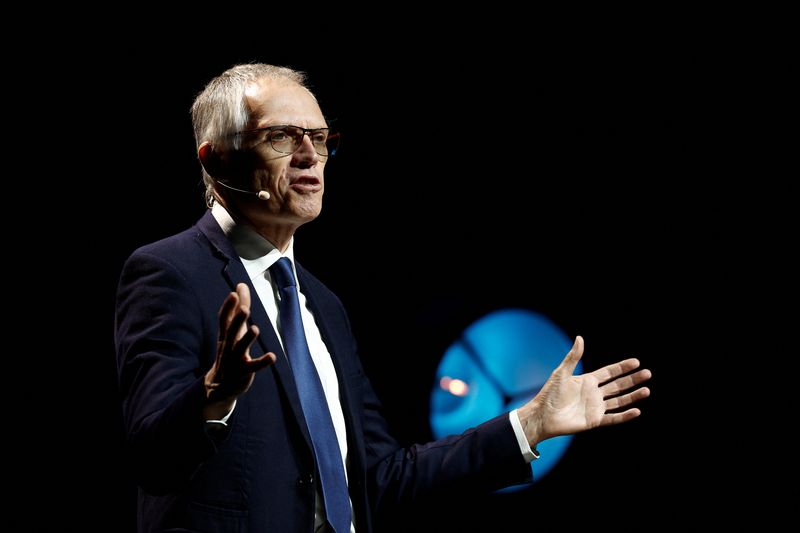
xmin=521 ymin=336 xmax=651 ymax=444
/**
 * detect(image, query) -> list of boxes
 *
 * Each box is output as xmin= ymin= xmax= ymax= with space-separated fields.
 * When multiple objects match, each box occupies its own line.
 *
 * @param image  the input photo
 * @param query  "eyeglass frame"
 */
xmin=230 ymin=124 xmax=339 ymax=158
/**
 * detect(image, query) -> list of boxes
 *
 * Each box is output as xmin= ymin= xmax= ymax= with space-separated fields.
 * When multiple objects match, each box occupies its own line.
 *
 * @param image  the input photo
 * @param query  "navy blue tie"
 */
xmin=270 ymin=257 xmax=351 ymax=533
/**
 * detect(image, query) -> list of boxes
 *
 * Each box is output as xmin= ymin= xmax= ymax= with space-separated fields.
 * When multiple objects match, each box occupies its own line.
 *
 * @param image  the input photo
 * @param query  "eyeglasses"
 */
xmin=233 ymin=125 xmax=340 ymax=159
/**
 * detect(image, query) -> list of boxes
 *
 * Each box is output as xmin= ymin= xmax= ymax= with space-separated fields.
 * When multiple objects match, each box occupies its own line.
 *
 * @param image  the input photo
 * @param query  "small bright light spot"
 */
xmin=439 ymin=376 xmax=470 ymax=397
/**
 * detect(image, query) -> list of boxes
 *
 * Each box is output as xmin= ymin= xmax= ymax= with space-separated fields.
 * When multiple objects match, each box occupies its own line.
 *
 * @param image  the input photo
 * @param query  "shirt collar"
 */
xmin=211 ymin=203 xmax=296 ymax=281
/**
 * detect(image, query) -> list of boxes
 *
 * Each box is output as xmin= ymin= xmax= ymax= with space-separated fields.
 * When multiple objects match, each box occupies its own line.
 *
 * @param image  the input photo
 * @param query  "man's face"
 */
xmin=223 ymin=80 xmax=329 ymax=228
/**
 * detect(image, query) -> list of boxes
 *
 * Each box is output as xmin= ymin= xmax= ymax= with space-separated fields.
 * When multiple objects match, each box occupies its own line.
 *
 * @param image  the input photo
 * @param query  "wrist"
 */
xmin=517 ymin=401 xmax=545 ymax=448
xmin=204 ymin=370 xmax=237 ymax=415
xmin=203 ymin=397 xmax=236 ymax=421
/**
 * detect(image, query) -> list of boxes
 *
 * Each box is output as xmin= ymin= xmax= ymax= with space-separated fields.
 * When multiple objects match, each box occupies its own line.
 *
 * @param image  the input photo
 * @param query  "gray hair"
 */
xmin=191 ymin=63 xmax=311 ymax=203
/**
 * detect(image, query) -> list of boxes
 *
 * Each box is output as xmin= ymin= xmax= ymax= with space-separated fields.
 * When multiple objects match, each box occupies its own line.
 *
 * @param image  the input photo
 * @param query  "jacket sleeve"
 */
xmin=115 ymin=249 xmax=221 ymax=494
xmin=361 ymin=370 xmax=532 ymax=519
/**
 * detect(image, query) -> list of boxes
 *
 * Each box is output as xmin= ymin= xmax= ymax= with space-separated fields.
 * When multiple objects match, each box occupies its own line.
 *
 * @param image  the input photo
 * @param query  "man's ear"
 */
xmin=198 ymin=142 xmax=223 ymax=177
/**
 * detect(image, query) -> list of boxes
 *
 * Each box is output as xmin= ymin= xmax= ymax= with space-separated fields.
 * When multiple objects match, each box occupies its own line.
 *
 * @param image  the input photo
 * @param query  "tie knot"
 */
xmin=270 ymin=257 xmax=296 ymax=290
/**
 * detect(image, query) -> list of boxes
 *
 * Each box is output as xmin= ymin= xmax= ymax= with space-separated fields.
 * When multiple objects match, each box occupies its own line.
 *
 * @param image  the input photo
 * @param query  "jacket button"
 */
xmin=299 ymin=474 xmax=314 ymax=486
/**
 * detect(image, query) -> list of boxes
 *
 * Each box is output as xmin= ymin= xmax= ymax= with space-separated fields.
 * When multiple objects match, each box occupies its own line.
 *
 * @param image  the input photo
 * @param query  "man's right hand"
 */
xmin=204 ymin=283 xmax=276 ymax=419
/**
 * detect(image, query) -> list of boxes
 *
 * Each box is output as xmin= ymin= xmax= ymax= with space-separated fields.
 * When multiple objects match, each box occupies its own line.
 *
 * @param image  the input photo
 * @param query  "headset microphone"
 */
xmin=217 ymin=180 xmax=270 ymax=201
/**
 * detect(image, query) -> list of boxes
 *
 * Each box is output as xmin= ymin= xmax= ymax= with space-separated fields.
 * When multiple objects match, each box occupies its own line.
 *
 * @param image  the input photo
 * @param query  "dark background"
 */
xmin=28 ymin=22 xmax=753 ymax=531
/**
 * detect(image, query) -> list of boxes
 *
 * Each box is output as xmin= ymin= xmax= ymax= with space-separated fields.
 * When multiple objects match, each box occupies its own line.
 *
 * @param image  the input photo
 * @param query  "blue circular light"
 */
xmin=430 ymin=309 xmax=580 ymax=486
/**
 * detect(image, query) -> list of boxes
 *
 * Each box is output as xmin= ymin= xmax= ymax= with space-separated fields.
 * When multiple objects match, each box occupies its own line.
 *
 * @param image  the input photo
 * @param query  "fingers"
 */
xmin=560 ymin=336 xmax=584 ymax=374
xmin=591 ymin=358 xmax=642 ymax=384
xmin=249 ymin=351 xmax=278 ymax=372
xmin=231 ymin=323 xmax=259 ymax=356
xmin=218 ymin=291 xmax=240 ymax=333
xmin=233 ymin=326 xmax=274 ymax=372
xmin=230 ymin=284 xmax=252 ymax=341
xmin=604 ymin=387 xmax=650 ymax=410
xmin=601 ymin=408 xmax=641 ymax=427
xmin=236 ymin=282 xmax=251 ymax=308
xmin=226 ymin=304 xmax=251 ymax=343
xmin=600 ymin=368 xmax=652 ymax=396
xmin=219 ymin=284 xmax=253 ymax=344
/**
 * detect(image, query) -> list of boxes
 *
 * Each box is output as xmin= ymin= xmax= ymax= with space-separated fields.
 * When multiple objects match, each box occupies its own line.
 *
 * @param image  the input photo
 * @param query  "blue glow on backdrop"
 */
xmin=429 ymin=309 xmax=580 ymax=485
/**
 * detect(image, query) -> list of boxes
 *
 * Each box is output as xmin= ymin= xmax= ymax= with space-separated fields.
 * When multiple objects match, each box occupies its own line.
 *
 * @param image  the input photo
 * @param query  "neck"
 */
xmin=218 ymin=197 xmax=298 ymax=253
xmin=256 ymin=224 xmax=295 ymax=253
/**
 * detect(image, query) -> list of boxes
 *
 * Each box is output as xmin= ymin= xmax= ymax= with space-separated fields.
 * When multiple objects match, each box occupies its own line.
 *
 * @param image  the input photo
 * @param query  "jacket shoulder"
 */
xmin=129 ymin=225 xmax=208 ymax=263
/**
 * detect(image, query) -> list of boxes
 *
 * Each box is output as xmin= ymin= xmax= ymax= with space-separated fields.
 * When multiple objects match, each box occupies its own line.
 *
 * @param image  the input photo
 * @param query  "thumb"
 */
xmin=560 ymin=335 xmax=584 ymax=374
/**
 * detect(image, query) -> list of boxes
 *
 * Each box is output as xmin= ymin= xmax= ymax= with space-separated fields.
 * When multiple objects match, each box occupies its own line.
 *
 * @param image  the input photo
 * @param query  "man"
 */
xmin=115 ymin=63 xmax=651 ymax=532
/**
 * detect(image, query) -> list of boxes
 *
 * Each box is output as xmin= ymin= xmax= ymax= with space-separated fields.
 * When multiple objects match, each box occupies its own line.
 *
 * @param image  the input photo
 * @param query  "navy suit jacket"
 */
xmin=115 ymin=211 xmax=531 ymax=532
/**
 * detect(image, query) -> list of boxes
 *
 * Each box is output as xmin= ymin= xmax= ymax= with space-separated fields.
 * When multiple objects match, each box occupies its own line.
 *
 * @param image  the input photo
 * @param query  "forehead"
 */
xmin=245 ymin=79 xmax=325 ymax=128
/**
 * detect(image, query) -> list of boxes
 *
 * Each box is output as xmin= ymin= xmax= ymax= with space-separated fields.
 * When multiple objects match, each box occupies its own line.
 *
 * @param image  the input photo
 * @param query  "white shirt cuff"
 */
xmin=205 ymin=400 xmax=237 ymax=427
xmin=509 ymin=409 xmax=540 ymax=464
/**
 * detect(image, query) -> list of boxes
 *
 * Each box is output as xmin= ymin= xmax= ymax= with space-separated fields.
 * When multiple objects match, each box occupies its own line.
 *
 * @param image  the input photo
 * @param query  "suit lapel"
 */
xmin=196 ymin=212 xmax=313 ymax=448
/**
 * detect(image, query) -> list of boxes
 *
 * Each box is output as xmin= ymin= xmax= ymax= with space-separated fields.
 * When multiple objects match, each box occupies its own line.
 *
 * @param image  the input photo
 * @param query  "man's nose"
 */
xmin=292 ymin=134 xmax=319 ymax=167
